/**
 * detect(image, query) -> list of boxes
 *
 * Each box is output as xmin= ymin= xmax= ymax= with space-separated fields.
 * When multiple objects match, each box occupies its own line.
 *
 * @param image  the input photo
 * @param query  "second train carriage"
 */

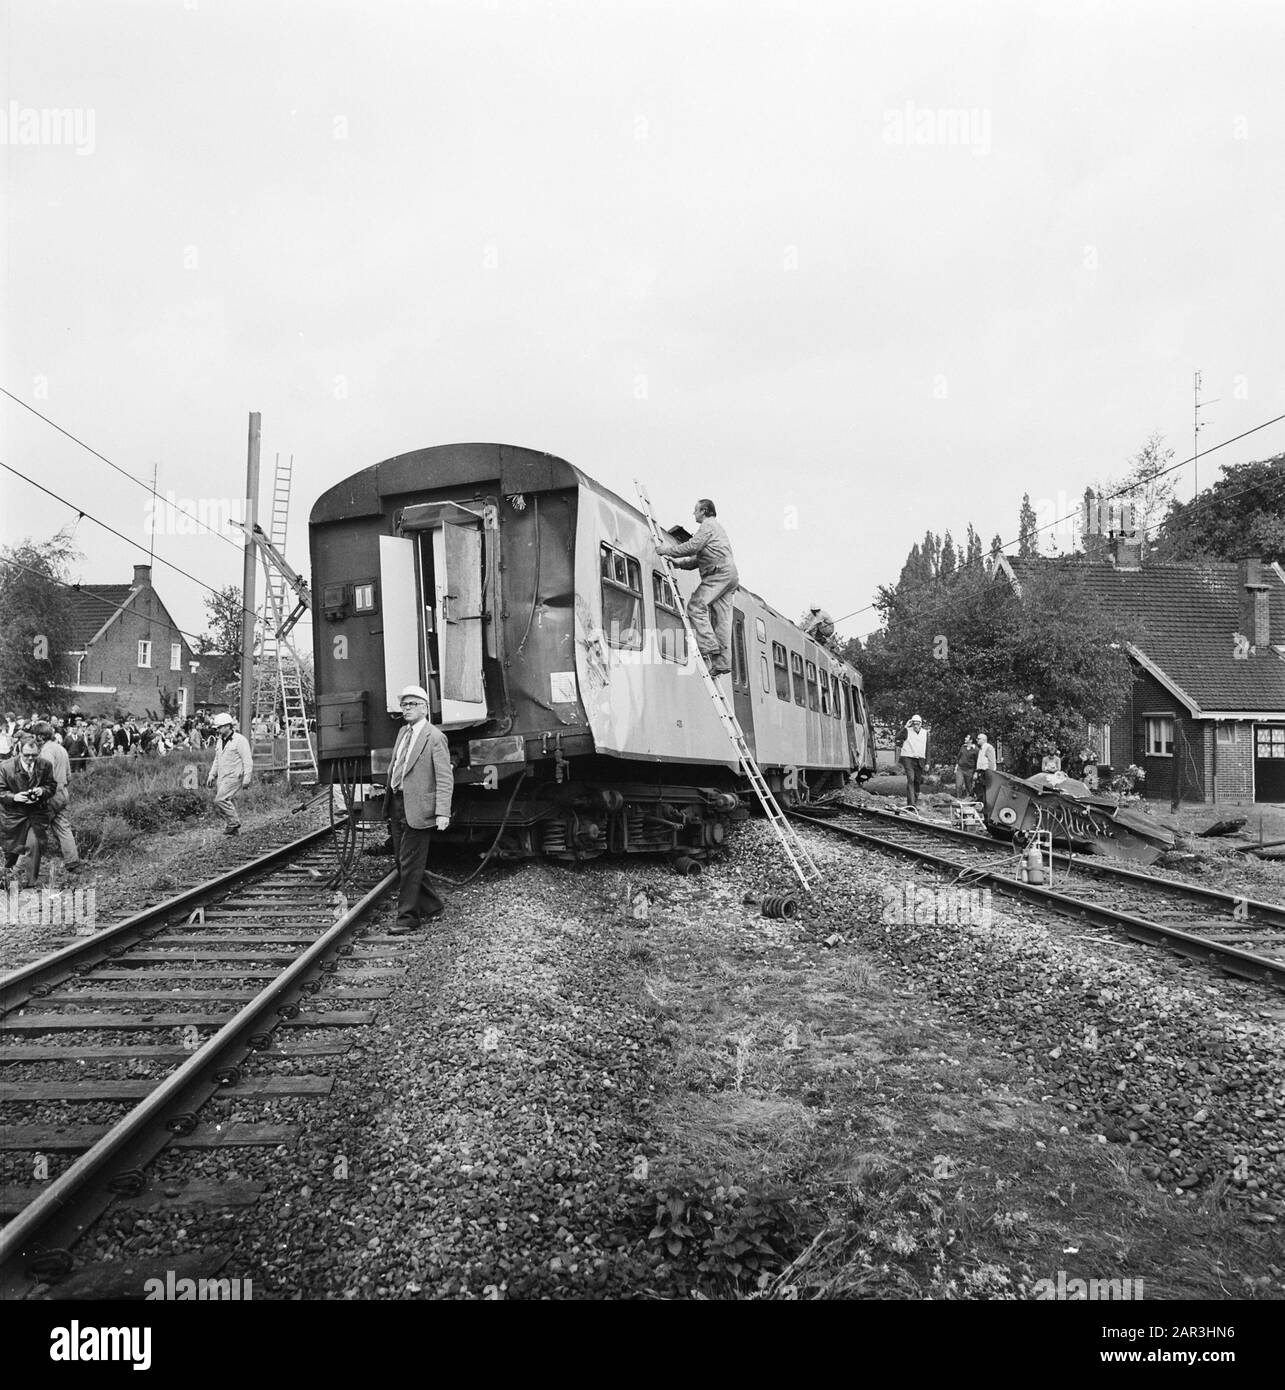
xmin=309 ymin=442 xmax=873 ymax=862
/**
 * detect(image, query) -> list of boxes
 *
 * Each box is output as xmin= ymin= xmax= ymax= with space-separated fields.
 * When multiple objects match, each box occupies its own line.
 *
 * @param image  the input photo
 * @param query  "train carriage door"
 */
xmin=433 ymin=522 xmax=487 ymax=727
xmin=379 ymin=535 xmax=422 ymax=713
xmin=730 ymin=611 xmax=755 ymax=757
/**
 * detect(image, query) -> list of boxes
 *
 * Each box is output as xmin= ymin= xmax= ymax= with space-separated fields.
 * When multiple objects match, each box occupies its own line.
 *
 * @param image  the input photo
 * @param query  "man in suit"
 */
xmin=385 ymin=685 xmax=453 ymax=935
xmin=0 ymin=735 xmax=57 ymax=886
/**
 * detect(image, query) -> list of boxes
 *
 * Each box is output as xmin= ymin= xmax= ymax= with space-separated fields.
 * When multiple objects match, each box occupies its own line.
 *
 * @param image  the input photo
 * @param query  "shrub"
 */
xmin=641 ymin=1176 xmax=813 ymax=1292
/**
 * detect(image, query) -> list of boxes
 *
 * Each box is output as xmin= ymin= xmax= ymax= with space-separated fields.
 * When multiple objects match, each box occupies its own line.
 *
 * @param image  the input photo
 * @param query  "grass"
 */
xmin=63 ymin=752 xmax=303 ymax=863
xmin=613 ymin=860 xmax=1284 ymax=1300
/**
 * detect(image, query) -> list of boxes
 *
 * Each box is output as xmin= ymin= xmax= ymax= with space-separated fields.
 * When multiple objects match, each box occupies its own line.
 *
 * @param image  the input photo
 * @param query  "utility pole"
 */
xmin=239 ymin=412 xmax=261 ymax=736
xmin=1193 ymin=371 xmax=1218 ymax=501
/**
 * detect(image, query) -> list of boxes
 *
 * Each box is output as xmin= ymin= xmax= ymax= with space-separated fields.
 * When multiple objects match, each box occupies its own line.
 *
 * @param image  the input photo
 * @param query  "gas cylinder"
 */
xmin=1024 ymin=844 xmax=1045 ymax=885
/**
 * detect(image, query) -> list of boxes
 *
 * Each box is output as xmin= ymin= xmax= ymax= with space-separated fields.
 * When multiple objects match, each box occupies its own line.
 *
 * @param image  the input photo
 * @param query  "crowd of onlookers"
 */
xmin=0 ymin=709 xmax=274 ymax=765
xmin=0 ymin=706 xmax=266 ymax=887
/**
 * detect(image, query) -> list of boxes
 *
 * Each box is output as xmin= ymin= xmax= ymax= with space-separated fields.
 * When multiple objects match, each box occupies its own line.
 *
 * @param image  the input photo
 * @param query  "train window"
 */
xmin=353 ymin=581 xmax=378 ymax=614
xmin=652 ymin=571 xmax=687 ymax=664
xmin=760 ymin=654 xmax=771 ymax=694
xmin=820 ymin=672 xmax=831 ymax=716
xmin=805 ymin=661 xmax=820 ymax=711
xmin=601 ymin=543 xmax=644 ymax=650
xmin=755 ymin=617 xmax=767 ymax=644
xmin=831 ymin=675 xmax=842 ymax=719
xmin=773 ymin=643 xmax=790 ymax=701
xmin=791 ymin=652 xmax=806 ymax=705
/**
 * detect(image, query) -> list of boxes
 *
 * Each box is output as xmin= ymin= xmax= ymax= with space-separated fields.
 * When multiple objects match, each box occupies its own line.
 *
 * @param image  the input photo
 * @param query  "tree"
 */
xmin=855 ymin=558 xmax=1137 ymax=777
xmin=1018 ymin=494 xmax=1038 ymax=557
xmin=198 ymin=584 xmax=252 ymax=705
xmin=939 ymin=531 xmax=957 ymax=577
xmin=965 ymin=525 xmax=983 ymax=568
xmin=1153 ymin=454 xmax=1285 ymax=565
xmin=1089 ymin=431 xmax=1176 ymax=555
xmin=0 ymin=532 xmax=79 ymax=709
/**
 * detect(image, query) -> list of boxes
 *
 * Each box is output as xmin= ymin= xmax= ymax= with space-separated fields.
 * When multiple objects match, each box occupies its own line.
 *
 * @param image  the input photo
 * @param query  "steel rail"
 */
xmin=0 ymin=823 xmax=337 ymax=1014
xmin=0 ymin=867 xmax=396 ymax=1294
xmin=791 ymin=812 xmax=1285 ymax=992
xmin=838 ymin=802 xmax=1285 ymax=928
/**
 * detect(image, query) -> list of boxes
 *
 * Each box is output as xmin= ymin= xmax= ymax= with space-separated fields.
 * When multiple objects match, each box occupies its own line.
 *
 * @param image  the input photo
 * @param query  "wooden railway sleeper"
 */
xmin=248 ymin=1033 xmax=273 ymax=1050
xmin=214 ymin=1065 xmax=242 ymax=1087
xmin=166 ymin=1112 xmax=198 ymax=1135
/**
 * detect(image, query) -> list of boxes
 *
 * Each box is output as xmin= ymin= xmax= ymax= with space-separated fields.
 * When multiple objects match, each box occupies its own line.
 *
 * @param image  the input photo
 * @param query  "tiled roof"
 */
xmin=1002 ymin=558 xmax=1285 ymax=714
xmin=66 ymin=585 xmax=136 ymax=650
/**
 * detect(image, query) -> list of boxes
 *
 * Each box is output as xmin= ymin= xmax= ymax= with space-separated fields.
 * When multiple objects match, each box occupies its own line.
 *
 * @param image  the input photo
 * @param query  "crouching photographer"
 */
xmin=0 ymin=736 xmax=58 ymax=887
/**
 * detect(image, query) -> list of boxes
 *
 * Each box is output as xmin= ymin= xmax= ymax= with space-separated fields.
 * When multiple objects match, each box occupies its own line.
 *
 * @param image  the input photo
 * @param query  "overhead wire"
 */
xmin=0 ymin=457 xmax=260 ymax=629
xmin=832 ymin=410 xmax=1285 ymax=631
xmin=0 ymin=387 xmax=247 ymax=555
xmin=846 ymin=469 xmax=1285 ymax=648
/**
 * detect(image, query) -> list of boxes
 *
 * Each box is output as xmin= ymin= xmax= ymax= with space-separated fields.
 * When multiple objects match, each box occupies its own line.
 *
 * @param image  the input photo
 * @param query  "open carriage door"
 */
xmin=433 ymin=521 xmax=487 ymax=728
xmin=379 ymin=535 xmax=422 ymax=713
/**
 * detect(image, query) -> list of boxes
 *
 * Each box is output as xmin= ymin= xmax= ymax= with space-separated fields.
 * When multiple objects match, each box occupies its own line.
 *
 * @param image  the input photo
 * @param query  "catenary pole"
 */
xmin=239 ymin=412 xmax=261 ymax=736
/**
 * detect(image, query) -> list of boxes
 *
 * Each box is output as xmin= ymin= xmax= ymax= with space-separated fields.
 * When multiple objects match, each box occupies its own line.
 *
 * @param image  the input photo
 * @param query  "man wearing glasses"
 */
xmin=385 ymin=686 xmax=454 ymax=935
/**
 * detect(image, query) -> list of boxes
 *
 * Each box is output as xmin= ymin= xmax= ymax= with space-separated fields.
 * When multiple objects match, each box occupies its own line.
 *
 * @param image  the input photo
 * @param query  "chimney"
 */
xmin=1111 ymin=535 xmax=1142 ymax=570
xmin=133 ymin=564 xmax=152 ymax=587
xmin=1238 ymin=558 xmax=1270 ymax=648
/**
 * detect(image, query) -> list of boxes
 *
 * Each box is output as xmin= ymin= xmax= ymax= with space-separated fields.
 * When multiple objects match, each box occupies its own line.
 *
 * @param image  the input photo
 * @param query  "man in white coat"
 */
xmin=206 ymin=712 xmax=253 ymax=835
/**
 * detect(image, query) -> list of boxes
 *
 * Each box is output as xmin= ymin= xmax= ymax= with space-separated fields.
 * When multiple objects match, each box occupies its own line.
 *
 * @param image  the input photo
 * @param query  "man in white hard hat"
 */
xmin=799 ymin=605 xmax=835 ymax=643
xmin=206 ymin=712 xmax=253 ymax=835
xmin=385 ymin=685 xmax=453 ymax=934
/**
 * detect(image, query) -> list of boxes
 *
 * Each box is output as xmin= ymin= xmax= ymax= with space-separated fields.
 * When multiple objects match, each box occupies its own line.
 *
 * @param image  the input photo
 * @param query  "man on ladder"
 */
xmin=655 ymin=498 xmax=739 ymax=677
xmin=640 ymin=484 xmax=819 ymax=889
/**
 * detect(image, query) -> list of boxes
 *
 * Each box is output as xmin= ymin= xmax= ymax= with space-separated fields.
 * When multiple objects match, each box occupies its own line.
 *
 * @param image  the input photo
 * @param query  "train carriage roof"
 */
xmin=310 ymin=442 xmax=612 ymax=525
xmin=310 ymin=441 xmax=861 ymax=679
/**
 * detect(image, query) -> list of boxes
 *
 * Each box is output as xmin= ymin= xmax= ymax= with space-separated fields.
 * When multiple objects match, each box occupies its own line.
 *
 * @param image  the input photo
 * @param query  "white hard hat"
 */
xmin=211 ymin=712 xmax=234 ymax=728
xmin=399 ymin=685 xmax=431 ymax=704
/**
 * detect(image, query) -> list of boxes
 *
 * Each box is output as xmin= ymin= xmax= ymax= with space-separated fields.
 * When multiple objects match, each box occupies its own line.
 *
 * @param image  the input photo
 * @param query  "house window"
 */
xmin=137 ymin=640 xmax=152 ymax=669
xmin=600 ymin=544 xmax=643 ymax=650
xmin=1144 ymin=716 xmax=1174 ymax=757
xmin=171 ymin=643 xmax=182 ymax=671
xmin=772 ymin=642 xmax=790 ymax=701
xmin=791 ymin=652 xmax=806 ymax=705
xmin=1216 ymin=724 xmax=1235 ymax=744
xmin=805 ymin=661 xmax=820 ymax=712
xmin=353 ymin=581 xmax=378 ymax=614
xmin=652 ymin=572 xmax=686 ymax=663
xmin=1256 ymin=726 xmax=1285 ymax=759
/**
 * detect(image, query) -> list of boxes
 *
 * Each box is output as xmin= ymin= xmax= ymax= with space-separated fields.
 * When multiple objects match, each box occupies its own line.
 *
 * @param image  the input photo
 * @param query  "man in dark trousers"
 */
xmin=898 ymin=713 xmax=928 ymax=810
xmin=0 ymin=735 xmax=57 ymax=886
xmin=385 ymin=685 xmax=453 ymax=935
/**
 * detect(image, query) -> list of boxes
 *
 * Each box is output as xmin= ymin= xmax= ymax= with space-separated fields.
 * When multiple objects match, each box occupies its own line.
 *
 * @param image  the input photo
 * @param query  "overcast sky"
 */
xmin=3 ymin=0 xmax=1283 ymax=655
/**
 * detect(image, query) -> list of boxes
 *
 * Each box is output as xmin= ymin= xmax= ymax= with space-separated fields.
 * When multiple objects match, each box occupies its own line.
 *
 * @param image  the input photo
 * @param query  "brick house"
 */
xmin=992 ymin=545 xmax=1285 ymax=804
xmin=63 ymin=564 xmax=199 ymax=718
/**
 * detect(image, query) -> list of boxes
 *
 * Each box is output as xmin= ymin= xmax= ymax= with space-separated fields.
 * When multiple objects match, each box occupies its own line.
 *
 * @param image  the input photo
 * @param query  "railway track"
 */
xmin=792 ymin=802 xmax=1285 ymax=992
xmin=0 ymin=820 xmax=397 ymax=1298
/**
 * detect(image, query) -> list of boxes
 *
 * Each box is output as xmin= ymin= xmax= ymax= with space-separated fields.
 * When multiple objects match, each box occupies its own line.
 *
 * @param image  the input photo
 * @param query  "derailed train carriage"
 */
xmin=309 ymin=442 xmax=874 ymax=863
